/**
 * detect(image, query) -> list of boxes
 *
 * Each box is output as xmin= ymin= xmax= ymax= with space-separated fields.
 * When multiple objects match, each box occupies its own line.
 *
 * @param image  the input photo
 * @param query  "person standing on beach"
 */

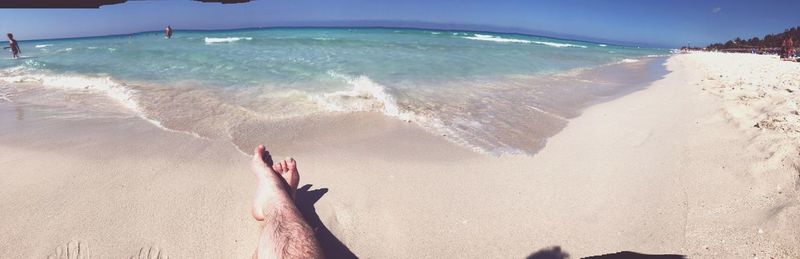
xmin=165 ymin=26 xmax=173 ymax=39
xmin=249 ymin=145 xmax=323 ymax=258
xmin=4 ymin=33 xmax=20 ymax=59
xmin=783 ymin=37 xmax=794 ymax=59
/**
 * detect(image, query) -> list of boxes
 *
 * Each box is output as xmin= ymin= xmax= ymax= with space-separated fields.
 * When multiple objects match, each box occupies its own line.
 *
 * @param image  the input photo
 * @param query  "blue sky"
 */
xmin=0 ymin=0 xmax=798 ymax=47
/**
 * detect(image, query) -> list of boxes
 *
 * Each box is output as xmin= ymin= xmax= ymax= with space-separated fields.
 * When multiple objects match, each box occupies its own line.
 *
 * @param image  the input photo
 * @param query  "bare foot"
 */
xmin=48 ymin=241 xmax=89 ymax=259
xmin=272 ymin=156 xmax=300 ymax=199
xmin=131 ymin=246 xmax=168 ymax=259
xmin=251 ymin=145 xmax=300 ymax=221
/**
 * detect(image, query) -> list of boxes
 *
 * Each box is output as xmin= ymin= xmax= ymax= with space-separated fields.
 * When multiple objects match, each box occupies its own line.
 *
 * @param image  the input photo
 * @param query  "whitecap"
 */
xmin=463 ymin=34 xmax=587 ymax=48
xmin=204 ymin=37 xmax=253 ymax=44
xmin=531 ymin=40 xmax=588 ymax=48
xmin=35 ymin=44 xmax=53 ymax=48
xmin=463 ymin=34 xmax=532 ymax=43
xmin=598 ymin=44 xmax=607 ymax=47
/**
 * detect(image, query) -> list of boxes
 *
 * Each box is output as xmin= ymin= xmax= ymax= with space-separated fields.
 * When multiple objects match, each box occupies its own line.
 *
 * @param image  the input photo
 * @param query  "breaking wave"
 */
xmin=204 ymin=37 xmax=253 ymax=44
xmin=0 ymin=66 xmax=182 ymax=134
xmin=313 ymin=71 xmax=412 ymax=121
xmin=463 ymin=34 xmax=587 ymax=48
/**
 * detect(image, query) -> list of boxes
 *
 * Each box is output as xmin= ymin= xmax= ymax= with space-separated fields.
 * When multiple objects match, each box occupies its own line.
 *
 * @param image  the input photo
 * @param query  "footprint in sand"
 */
xmin=48 ymin=242 xmax=169 ymax=259
xmin=47 ymin=241 xmax=89 ymax=259
xmin=131 ymin=246 xmax=170 ymax=259
xmin=620 ymin=129 xmax=651 ymax=147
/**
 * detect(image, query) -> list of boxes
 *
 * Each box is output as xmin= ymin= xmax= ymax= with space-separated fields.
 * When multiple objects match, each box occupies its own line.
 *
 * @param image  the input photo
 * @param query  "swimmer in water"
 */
xmin=4 ymin=33 xmax=20 ymax=59
xmin=165 ymin=26 xmax=173 ymax=39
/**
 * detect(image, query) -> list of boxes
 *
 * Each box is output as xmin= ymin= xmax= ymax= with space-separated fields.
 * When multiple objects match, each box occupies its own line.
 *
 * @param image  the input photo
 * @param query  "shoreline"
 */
xmin=1 ymin=53 xmax=798 ymax=257
xmin=0 ymin=55 xmax=669 ymax=157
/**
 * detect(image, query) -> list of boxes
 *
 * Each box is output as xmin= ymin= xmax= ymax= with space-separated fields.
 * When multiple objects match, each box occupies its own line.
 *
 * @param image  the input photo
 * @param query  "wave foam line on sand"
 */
xmin=0 ymin=67 xmax=204 ymax=138
xmin=0 ymin=67 xmax=140 ymax=112
xmin=204 ymin=37 xmax=253 ymax=44
xmin=312 ymin=71 xmax=490 ymax=154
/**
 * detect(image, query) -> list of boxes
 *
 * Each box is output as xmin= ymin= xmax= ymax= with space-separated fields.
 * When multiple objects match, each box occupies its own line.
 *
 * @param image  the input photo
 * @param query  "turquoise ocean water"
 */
xmin=0 ymin=28 xmax=669 ymax=154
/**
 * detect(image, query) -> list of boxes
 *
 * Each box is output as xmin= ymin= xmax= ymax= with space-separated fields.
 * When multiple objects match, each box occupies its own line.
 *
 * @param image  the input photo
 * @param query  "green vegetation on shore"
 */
xmin=706 ymin=26 xmax=799 ymax=50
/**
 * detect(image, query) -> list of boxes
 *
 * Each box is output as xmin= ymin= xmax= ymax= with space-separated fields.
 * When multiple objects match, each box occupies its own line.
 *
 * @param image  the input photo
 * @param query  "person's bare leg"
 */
xmin=251 ymin=145 xmax=322 ymax=259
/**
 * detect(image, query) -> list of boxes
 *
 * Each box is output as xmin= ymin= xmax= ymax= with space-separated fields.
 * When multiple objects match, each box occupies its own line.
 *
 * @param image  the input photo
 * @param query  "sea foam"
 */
xmin=35 ymin=44 xmax=53 ymax=48
xmin=463 ymin=34 xmax=587 ymax=48
xmin=204 ymin=37 xmax=253 ymax=44
xmin=0 ymin=67 xmax=199 ymax=136
xmin=0 ymin=68 xmax=140 ymax=114
xmin=314 ymin=71 xmax=411 ymax=121
xmin=464 ymin=34 xmax=531 ymax=43
xmin=312 ymin=71 xmax=484 ymax=154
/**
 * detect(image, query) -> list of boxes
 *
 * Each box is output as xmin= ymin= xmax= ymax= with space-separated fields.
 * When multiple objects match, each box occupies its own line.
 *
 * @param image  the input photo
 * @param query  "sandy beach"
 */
xmin=1 ymin=52 xmax=799 ymax=258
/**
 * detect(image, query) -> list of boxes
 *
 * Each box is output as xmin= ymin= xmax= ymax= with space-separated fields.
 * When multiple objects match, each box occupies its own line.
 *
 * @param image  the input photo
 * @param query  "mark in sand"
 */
xmin=47 ymin=241 xmax=89 ymax=259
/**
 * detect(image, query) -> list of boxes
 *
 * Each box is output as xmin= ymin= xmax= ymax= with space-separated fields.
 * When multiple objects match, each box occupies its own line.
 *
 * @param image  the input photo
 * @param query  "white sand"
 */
xmin=0 ymin=52 xmax=798 ymax=258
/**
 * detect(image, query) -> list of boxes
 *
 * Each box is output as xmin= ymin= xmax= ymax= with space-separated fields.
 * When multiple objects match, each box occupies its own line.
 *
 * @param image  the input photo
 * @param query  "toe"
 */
xmin=252 ymin=145 xmax=264 ymax=161
xmin=251 ymin=145 xmax=277 ymax=178
xmin=289 ymin=158 xmax=300 ymax=191
xmin=280 ymin=160 xmax=288 ymax=172
xmin=251 ymin=146 xmax=265 ymax=167
xmin=287 ymin=157 xmax=297 ymax=172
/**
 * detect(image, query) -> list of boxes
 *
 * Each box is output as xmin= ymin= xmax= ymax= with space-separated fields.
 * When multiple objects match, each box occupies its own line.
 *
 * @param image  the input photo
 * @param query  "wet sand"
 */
xmin=1 ymin=53 xmax=799 ymax=258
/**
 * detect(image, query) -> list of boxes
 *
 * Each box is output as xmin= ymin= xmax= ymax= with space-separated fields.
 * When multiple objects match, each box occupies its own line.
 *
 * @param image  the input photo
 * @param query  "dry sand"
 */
xmin=1 ymin=52 xmax=798 ymax=258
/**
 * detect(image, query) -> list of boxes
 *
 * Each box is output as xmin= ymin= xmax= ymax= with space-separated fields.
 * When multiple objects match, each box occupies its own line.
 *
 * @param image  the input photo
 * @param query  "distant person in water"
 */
xmin=165 ymin=26 xmax=173 ymax=39
xmin=4 ymin=33 xmax=20 ymax=59
xmin=250 ymin=144 xmax=323 ymax=258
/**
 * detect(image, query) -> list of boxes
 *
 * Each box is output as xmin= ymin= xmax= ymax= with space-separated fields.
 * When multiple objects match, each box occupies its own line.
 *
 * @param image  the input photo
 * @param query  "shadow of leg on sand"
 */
xmin=528 ymin=246 xmax=685 ymax=259
xmin=295 ymin=184 xmax=357 ymax=259
xmin=528 ymin=246 xmax=570 ymax=259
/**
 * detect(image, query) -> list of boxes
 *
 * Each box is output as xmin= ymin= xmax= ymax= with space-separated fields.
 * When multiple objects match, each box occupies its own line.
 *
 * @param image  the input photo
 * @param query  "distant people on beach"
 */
xmin=165 ymin=26 xmax=173 ymax=39
xmin=4 ymin=33 xmax=20 ymax=59
xmin=782 ymin=37 xmax=794 ymax=60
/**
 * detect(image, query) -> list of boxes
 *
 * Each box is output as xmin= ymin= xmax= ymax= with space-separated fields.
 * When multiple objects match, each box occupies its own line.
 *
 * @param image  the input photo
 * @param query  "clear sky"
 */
xmin=0 ymin=0 xmax=798 ymax=47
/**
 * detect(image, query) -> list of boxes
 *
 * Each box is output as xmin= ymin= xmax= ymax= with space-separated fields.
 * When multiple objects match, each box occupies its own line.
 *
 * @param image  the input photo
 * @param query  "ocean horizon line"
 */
xmin=3 ymin=25 xmax=664 ymax=50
